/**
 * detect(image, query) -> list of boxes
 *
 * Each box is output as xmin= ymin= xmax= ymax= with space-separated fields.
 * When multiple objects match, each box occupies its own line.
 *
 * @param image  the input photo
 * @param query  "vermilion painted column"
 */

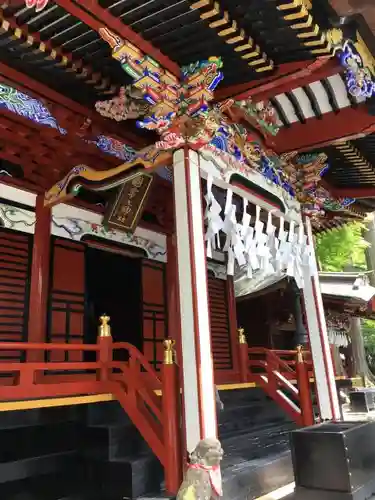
xmin=302 ymin=218 xmax=341 ymax=421
xmin=296 ymin=346 xmax=314 ymax=427
xmin=27 ymin=194 xmax=51 ymax=360
xmin=162 ymin=340 xmax=182 ymax=494
xmin=173 ymin=148 xmax=217 ymax=452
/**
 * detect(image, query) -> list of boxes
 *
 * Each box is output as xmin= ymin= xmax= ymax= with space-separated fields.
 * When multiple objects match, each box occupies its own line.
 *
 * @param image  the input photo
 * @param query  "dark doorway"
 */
xmin=85 ymin=246 xmax=143 ymax=356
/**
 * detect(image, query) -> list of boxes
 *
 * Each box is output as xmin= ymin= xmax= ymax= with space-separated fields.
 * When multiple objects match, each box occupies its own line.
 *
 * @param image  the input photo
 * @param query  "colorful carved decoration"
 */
xmin=282 ymin=152 xmax=328 ymax=200
xmin=278 ymin=152 xmax=356 ymax=220
xmin=39 ymin=25 xmax=353 ymax=231
xmin=95 ymin=86 xmax=149 ymax=121
xmin=24 ymin=0 xmax=49 ymax=11
xmin=235 ymin=99 xmax=280 ymax=136
xmin=44 ymin=147 xmax=172 ymax=207
xmin=328 ymin=29 xmax=375 ymax=100
xmin=340 ymin=41 xmax=375 ymax=98
xmin=0 ymin=83 xmax=66 ymax=134
xmin=177 ymin=438 xmax=223 ymax=500
xmin=0 ymin=82 xmax=139 ymax=164
xmin=98 ymin=27 xmax=223 ymax=132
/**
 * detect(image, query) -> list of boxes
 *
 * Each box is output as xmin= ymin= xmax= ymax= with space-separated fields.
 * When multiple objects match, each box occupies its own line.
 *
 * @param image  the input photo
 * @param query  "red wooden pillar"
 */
xmin=162 ymin=340 xmax=182 ymax=494
xmin=97 ymin=315 xmax=113 ymax=382
xmin=227 ymin=276 xmax=240 ymax=374
xmin=27 ymin=194 xmax=51 ymax=360
xmin=296 ymin=346 xmax=314 ymax=427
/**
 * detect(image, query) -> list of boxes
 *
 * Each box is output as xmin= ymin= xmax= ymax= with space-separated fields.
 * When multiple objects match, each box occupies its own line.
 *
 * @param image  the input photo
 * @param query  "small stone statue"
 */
xmin=177 ymin=438 xmax=223 ymax=500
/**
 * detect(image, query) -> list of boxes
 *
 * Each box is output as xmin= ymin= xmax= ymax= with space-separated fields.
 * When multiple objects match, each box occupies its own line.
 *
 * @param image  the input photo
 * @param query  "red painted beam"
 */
xmin=273 ymin=104 xmax=375 ymax=153
xmin=54 ymin=0 xmax=180 ymax=77
xmin=0 ymin=61 xmax=144 ymax=148
xmin=246 ymin=59 xmax=343 ymax=103
xmin=0 ymin=110 xmax=120 ymax=175
xmin=328 ymin=187 xmax=375 ymax=199
xmin=215 ymin=58 xmax=341 ymax=101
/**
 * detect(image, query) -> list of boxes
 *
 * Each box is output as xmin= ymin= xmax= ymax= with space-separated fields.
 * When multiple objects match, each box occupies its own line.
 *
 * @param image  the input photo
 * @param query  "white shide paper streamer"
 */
xmin=204 ymin=185 xmax=313 ymax=288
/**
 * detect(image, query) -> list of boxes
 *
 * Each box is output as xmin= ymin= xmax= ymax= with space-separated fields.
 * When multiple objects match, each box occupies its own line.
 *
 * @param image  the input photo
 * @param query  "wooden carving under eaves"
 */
xmin=103 ymin=171 xmax=153 ymax=232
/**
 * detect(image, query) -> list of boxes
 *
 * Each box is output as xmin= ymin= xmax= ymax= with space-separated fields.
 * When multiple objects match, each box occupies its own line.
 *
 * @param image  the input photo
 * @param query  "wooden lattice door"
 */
xmin=141 ymin=259 xmax=167 ymax=371
xmin=47 ymin=237 xmax=85 ymax=361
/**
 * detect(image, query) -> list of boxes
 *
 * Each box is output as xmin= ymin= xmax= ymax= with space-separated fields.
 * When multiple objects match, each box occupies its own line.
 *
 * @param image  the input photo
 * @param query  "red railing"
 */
xmin=247 ymin=347 xmax=314 ymax=426
xmin=0 ymin=337 xmax=181 ymax=494
xmin=248 ymin=348 xmax=314 ymax=380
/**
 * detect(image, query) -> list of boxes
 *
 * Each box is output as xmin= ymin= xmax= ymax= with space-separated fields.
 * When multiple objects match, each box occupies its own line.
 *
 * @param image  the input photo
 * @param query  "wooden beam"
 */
xmin=0 ymin=8 xmax=116 ymax=95
xmin=0 ymin=61 xmax=144 ymax=148
xmin=0 ymin=110 xmax=120 ymax=169
xmin=215 ymin=59 xmax=341 ymax=101
xmin=54 ymin=0 xmax=180 ymax=77
xmin=328 ymin=187 xmax=375 ymax=199
xmin=249 ymin=59 xmax=343 ymax=103
xmin=0 ymin=175 xmax=43 ymax=194
xmin=273 ymin=105 xmax=375 ymax=153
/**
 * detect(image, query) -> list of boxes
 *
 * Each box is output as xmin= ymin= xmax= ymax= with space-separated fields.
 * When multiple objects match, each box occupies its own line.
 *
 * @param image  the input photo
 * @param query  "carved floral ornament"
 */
xmin=204 ymin=176 xmax=314 ymax=289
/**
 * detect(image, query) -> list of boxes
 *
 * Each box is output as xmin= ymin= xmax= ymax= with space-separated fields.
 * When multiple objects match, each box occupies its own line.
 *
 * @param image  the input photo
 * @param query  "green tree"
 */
xmin=316 ymin=222 xmax=369 ymax=272
xmin=361 ymin=319 xmax=375 ymax=374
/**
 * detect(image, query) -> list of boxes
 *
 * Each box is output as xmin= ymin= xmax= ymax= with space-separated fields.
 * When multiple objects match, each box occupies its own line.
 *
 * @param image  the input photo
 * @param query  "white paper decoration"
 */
xmin=204 ymin=186 xmax=313 ymax=288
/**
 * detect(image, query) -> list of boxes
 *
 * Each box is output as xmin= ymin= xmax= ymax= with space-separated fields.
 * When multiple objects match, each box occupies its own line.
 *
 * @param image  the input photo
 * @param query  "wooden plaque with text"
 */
xmin=103 ymin=172 xmax=153 ymax=232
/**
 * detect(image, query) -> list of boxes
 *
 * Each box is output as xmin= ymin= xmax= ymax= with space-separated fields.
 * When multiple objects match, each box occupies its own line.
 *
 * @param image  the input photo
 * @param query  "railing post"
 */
xmin=97 ymin=314 xmax=113 ymax=382
xmin=296 ymin=346 xmax=314 ymax=427
xmin=238 ymin=328 xmax=248 ymax=383
xmin=162 ymin=340 xmax=182 ymax=495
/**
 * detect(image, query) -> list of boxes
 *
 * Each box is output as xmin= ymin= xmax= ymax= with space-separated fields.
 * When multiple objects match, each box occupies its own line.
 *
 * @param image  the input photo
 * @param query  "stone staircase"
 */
xmin=219 ymin=388 xmax=296 ymax=500
xmin=0 ymin=401 xmax=164 ymax=500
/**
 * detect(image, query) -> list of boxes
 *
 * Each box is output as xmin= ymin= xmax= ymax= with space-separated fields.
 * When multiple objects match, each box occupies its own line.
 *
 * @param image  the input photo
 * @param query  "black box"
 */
xmin=291 ymin=421 xmax=375 ymax=500
xmin=349 ymin=389 xmax=375 ymax=412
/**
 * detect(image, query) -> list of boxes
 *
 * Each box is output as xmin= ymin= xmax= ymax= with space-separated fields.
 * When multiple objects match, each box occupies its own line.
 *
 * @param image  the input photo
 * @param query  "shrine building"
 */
xmin=1 ymin=0 xmax=375 ymax=499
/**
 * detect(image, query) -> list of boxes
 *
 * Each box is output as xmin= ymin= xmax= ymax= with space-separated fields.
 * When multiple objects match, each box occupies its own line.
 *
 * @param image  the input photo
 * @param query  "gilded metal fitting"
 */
xmin=163 ymin=339 xmax=176 ymax=365
xmin=98 ymin=314 xmax=111 ymax=338
xmin=238 ymin=327 xmax=247 ymax=344
xmin=296 ymin=345 xmax=304 ymax=363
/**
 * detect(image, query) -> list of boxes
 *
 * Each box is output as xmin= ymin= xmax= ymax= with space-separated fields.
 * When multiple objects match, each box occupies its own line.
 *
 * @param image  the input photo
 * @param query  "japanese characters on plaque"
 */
xmin=103 ymin=172 xmax=153 ymax=232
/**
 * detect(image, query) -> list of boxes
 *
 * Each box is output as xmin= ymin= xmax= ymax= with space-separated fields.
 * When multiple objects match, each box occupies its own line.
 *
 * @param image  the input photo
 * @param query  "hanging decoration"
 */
xmin=204 ymin=178 xmax=313 ymax=287
xmin=326 ymin=310 xmax=351 ymax=347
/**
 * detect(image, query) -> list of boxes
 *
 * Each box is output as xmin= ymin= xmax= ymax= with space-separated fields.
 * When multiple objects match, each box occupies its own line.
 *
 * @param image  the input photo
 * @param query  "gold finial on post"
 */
xmin=296 ymin=345 xmax=304 ymax=363
xmin=98 ymin=314 xmax=111 ymax=338
xmin=238 ymin=327 xmax=247 ymax=345
xmin=163 ymin=339 xmax=176 ymax=365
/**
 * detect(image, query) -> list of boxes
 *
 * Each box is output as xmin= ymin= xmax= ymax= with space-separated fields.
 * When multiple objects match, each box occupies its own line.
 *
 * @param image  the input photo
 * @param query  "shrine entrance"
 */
xmin=84 ymin=243 xmax=143 ymax=354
